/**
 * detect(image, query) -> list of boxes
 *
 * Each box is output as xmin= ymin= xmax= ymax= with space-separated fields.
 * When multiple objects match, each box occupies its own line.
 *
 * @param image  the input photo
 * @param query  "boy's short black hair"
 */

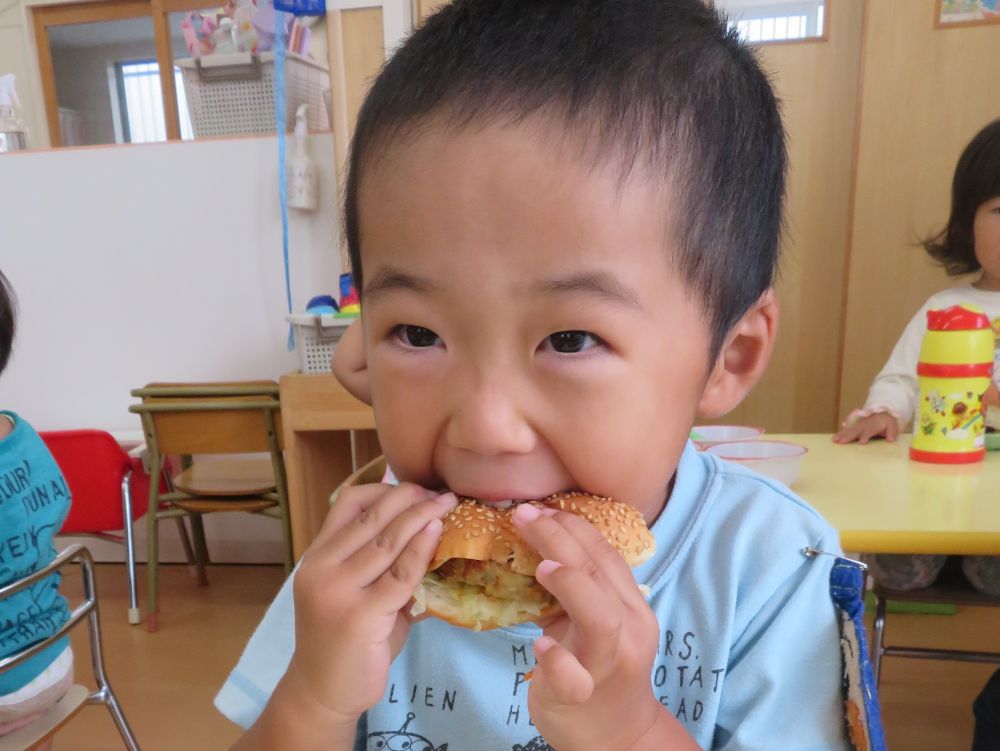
xmin=345 ymin=0 xmax=787 ymax=354
xmin=923 ymin=119 xmax=1000 ymax=276
xmin=0 ymin=271 xmax=15 ymax=375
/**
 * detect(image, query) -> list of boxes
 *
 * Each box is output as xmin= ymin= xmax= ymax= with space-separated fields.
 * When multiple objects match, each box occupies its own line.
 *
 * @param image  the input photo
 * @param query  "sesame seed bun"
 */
xmin=411 ymin=492 xmax=655 ymax=631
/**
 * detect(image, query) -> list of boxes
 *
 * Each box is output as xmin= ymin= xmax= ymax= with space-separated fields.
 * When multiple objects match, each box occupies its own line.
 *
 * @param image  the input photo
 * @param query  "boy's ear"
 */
xmin=330 ymin=320 xmax=373 ymax=405
xmin=696 ymin=289 xmax=779 ymax=419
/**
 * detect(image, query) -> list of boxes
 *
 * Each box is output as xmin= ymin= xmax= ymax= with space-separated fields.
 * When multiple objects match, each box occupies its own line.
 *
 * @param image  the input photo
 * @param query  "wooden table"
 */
xmin=279 ymin=412 xmax=1000 ymax=559
xmin=279 ymin=373 xmax=380 ymax=560
xmin=772 ymin=433 xmax=1000 ymax=555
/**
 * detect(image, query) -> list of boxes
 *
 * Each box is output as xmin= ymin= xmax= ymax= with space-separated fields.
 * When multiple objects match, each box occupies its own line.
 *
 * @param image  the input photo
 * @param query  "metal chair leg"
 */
xmin=174 ymin=516 xmax=197 ymax=571
xmin=80 ymin=554 xmax=141 ymax=750
xmin=189 ymin=513 xmax=210 ymax=587
xmin=119 ymin=471 xmax=140 ymax=625
xmin=146 ymin=503 xmax=160 ymax=633
xmin=873 ymin=590 xmax=887 ymax=688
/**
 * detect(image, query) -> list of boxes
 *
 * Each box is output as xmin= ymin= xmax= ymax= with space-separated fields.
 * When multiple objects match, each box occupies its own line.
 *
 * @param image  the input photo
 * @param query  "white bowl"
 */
xmin=704 ymin=440 xmax=807 ymax=487
xmin=691 ymin=425 xmax=765 ymax=447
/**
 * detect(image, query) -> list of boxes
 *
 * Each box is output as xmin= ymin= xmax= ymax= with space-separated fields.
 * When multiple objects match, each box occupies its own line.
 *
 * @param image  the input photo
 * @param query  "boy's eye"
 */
xmin=546 ymin=330 xmax=600 ymax=354
xmin=393 ymin=324 xmax=441 ymax=348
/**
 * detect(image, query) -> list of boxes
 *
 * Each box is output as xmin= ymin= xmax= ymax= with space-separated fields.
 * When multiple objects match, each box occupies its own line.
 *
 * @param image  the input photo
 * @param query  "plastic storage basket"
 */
xmin=287 ymin=314 xmax=353 ymax=374
xmin=177 ymin=52 xmax=330 ymax=137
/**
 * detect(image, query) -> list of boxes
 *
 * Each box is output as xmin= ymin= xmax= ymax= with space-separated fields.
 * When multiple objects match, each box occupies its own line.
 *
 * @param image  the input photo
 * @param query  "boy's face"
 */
xmin=357 ymin=122 xmax=718 ymax=522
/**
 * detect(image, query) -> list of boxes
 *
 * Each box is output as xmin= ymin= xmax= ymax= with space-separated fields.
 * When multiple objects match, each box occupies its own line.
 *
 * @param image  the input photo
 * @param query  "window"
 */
xmin=116 ymin=61 xmax=194 ymax=143
xmin=32 ymin=1 xmax=329 ymax=148
xmin=717 ymin=0 xmax=826 ymax=43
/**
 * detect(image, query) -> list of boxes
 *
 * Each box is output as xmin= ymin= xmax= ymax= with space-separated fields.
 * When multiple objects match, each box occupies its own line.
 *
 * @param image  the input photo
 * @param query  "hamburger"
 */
xmin=411 ymin=491 xmax=655 ymax=631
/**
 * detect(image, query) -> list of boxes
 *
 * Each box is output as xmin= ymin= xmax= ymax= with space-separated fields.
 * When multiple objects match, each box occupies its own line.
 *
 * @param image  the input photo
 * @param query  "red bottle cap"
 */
xmin=926 ymin=305 xmax=991 ymax=331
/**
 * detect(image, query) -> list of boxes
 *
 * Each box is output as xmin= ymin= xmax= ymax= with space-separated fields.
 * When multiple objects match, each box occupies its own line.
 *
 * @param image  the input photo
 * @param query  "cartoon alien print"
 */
xmin=368 ymin=713 xmax=448 ymax=751
xmin=512 ymin=736 xmax=555 ymax=751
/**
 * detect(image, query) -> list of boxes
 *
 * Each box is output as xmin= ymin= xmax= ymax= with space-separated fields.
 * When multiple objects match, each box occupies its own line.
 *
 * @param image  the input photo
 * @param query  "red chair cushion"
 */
xmin=40 ymin=430 xmax=153 ymax=533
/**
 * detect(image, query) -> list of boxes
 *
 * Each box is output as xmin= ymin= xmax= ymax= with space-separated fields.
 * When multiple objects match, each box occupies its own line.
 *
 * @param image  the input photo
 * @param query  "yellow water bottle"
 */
xmin=911 ymin=304 xmax=994 ymax=463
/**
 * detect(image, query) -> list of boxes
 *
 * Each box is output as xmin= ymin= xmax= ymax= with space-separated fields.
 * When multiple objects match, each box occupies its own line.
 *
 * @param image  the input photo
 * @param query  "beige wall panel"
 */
xmin=326 ymin=5 xmax=388 ymax=264
xmin=418 ymin=0 xmax=450 ymax=20
xmin=342 ymin=7 xmax=387 ymax=136
xmin=721 ymin=0 xmax=864 ymax=432
xmin=838 ymin=0 xmax=1000 ymax=419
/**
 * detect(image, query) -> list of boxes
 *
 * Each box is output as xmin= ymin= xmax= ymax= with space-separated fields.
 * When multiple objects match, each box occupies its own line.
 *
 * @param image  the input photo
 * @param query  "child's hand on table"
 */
xmin=512 ymin=504 xmax=699 ymax=751
xmin=287 ymin=483 xmax=457 ymax=729
xmin=833 ymin=411 xmax=901 ymax=445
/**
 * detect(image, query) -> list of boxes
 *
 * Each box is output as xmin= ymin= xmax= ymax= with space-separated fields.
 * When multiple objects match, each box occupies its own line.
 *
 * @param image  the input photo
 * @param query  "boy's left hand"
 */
xmin=512 ymin=504 xmax=698 ymax=751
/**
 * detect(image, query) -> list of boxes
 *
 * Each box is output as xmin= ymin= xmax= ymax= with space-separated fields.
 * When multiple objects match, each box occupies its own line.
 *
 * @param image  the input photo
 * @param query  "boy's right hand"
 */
xmin=285 ymin=483 xmax=457 ymax=728
xmin=832 ymin=411 xmax=900 ymax=444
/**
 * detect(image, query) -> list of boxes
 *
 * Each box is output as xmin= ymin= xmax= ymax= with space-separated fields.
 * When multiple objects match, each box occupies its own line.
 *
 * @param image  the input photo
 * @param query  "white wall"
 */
xmin=2 ymin=133 xmax=341 ymax=431
xmin=1 ymin=133 xmax=342 ymax=562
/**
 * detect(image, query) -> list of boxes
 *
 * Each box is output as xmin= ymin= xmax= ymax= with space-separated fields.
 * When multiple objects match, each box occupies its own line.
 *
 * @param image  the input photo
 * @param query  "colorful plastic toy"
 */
xmin=305 ymin=294 xmax=338 ymax=316
xmin=336 ymin=272 xmax=360 ymax=317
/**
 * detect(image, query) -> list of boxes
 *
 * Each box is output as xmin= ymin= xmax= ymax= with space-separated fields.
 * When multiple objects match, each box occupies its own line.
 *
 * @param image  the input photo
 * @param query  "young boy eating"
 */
xmin=217 ymin=1 xmax=873 ymax=747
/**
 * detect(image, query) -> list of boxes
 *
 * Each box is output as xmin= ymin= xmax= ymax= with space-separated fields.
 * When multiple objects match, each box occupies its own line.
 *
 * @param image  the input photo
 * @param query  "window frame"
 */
xmin=720 ymin=0 xmax=831 ymax=47
xmin=32 ymin=0 xmax=207 ymax=147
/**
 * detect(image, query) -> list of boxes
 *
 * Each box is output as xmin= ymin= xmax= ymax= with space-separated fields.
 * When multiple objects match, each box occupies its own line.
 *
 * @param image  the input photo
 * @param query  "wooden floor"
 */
xmin=53 ymin=563 xmax=999 ymax=750
xmin=60 ymin=563 xmax=285 ymax=751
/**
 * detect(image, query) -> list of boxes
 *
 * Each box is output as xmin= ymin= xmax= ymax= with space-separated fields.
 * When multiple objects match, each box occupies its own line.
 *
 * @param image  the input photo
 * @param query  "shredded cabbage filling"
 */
xmin=410 ymin=558 xmax=556 ymax=630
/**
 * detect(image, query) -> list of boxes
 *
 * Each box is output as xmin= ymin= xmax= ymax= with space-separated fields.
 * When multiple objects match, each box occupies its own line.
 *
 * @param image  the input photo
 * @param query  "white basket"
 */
xmin=177 ymin=52 xmax=330 ymax=138
xmin=287 ymin=314 xmax=354 ymax=374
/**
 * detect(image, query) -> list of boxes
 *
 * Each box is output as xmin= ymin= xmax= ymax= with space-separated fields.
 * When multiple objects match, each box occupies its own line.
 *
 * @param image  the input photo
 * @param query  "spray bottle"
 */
xmin=287 ymin=103 xmax=317 ymax=210
xmin=0 ymin=74 xmax=27 ymax=153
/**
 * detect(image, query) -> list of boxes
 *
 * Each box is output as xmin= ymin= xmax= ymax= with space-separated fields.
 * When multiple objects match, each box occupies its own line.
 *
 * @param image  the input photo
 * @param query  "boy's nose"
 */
xmin=445 ymin=383 xmax=536 ymax=457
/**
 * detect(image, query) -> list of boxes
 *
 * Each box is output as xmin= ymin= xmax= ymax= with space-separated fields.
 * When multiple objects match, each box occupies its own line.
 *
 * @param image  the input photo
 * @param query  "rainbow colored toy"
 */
xmin=337 ymin=272 xmax=360 ymax=317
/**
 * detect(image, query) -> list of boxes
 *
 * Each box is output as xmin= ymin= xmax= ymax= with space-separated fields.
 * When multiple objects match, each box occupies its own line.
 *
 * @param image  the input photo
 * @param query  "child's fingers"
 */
xmin=513 ymin=505 xmax=641 ymax=607
xmin=312 ymin=483 xmax=392 ymax=544
xmin=534 ymin=560 xmax=622 ymax=676
xmin=367 ymin=517 xmax=444 ymax=614
xmin=857 ymin=423 xmax=886 ymax=445
xmin=533 ymin=635 xmax=594 ymax=706
xmin=885 ymin=419 xmax=899 ymax=442
xmin=343 ymin=493 xmax=457 ymax=586
xmin=330 ymin=484 xmax=452 ymax=564
xmin=549 ymin=512 xmax=648 ymax=607
xmin=833 ymin=423 xmax=863 ymax=444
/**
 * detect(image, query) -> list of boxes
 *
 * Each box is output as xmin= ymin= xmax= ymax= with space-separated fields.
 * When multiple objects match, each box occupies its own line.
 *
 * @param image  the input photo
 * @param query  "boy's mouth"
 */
xmin=459 ymin=490 xmax=583 ymax=509
xmin=476 ymin=498 xmax=527 ymax=509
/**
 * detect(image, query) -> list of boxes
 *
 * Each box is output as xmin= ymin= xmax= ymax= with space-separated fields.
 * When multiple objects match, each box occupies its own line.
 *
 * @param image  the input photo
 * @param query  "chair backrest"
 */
xmin=331 ymin=455 xmax=388 ymax=506
xmin=130 ymin=382 xmax=283 ymax=456
xmin=0 ymin=544 xmax=139 ymax=750
xmin=41 ymin=430 xmax=140 ymax=534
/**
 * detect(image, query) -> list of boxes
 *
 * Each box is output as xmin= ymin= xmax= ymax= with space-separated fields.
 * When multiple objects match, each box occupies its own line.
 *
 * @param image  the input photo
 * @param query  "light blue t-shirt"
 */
xmin=216 ymin=443 xmax=849 ymax=749
xmin=0 ymin=412 xmax=71 ymax=695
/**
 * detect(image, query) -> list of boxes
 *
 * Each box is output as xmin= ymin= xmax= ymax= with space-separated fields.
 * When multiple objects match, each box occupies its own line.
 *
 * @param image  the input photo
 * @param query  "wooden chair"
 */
xmin=871 ymin=556 xmax=1000 ymax=686
xmin=0 ymin=545 xmax=139 ymax=751
xmin=129 ymin=382 xmax=292 ymax=632
xmin=330 ymin=454 xmax=388 ymax=505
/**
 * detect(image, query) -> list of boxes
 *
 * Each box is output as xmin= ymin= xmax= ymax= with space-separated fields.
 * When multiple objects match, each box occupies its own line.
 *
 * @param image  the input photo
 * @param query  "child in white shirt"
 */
xmin=834 ymin=119 xmax=1000 ymax=594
